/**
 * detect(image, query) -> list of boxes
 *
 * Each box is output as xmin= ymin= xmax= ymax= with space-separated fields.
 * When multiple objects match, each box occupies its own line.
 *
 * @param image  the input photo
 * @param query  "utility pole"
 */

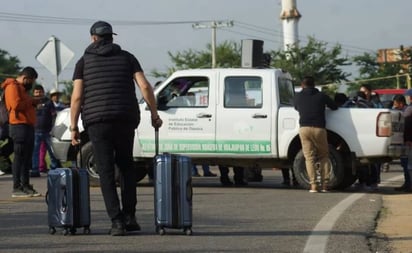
xmin=192 ymin=20 xmax=233 ymax=68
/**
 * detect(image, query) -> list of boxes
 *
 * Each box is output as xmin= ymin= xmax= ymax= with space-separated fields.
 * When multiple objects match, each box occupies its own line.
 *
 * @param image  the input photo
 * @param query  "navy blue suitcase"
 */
xmin=46 ymin=167 xmax=91 ymax=235
xmin=154 ymin=129 xmax=193 ymax=235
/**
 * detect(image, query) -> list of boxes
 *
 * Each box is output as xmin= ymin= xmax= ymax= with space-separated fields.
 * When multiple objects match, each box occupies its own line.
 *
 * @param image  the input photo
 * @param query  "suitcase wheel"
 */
xmin=83 ymin=226 xmax=91 ymax=234
xmin=184 ymin=227 xmax=192 ymax=236
xmin=62 ymin=228 xmax=70 ymax=236
xmin=156 ymin=226 xmax=166 ymax=235
xmin=69 ymin=228 xmax=77 ymax=235
xmin=49 ymin=227 xmax=56 ymax=235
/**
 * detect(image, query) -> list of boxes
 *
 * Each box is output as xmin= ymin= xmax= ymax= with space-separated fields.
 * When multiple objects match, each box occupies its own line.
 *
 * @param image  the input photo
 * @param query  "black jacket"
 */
xmin=81 ymin=40 xmax=139 ymax=128
xmin=294 ymin=87 xmax=338 ymax=128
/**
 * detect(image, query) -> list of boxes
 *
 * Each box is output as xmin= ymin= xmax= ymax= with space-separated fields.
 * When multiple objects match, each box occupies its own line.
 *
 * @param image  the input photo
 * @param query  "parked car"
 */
xmin=373 ymin=88 xmax=407 ymax=108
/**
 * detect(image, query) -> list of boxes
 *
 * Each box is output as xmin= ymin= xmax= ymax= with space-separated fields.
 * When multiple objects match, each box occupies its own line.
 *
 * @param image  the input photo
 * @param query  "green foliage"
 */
xmin=0 ymin=49 xmax=21 ymax=83
xmin=352 ymin=52 xmax=407 ymax=91
xmin=151 ymin=41 xmax=241 ymax=78
xmin=269 ymin=36 xmax=351 ymax=86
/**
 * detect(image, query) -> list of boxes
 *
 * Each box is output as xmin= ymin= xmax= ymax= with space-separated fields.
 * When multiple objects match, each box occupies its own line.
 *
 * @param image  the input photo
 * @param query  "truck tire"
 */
xmin=292 ymin=146 xmax=344 ymax=190
xmin=78 ymin=141 xmax=147 ymax=187
xmin=335 ymin=153 xmax=357 ymax=190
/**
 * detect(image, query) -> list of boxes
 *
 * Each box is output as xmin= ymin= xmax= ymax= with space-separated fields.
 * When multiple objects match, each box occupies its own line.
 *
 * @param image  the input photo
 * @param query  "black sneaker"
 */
xmin=235 ymin=180 xmax=248 ymax=186
xmin=281 ymin=180 xmax=291 ymax=186
xmin=23 ymin=184 xmax=41 ymax=197
xmin=12 ymin=186 xmax=32 ymax=198
xmin=220 ymin=177 xmax=233 ymax=186
xmin=125 ymin=215 xmax=141 ymax=232
xmin=109 ymin=220 xmax=126 ymax=236
xmin=394 ymin=185 xmax=407 ymax=191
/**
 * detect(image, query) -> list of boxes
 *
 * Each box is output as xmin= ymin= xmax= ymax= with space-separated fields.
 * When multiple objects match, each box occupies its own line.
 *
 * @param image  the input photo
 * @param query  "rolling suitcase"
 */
xmin=46 ymin=150 xmax=91 ymax=235
xmin=154 ymin=128 xmax=193 ymax=235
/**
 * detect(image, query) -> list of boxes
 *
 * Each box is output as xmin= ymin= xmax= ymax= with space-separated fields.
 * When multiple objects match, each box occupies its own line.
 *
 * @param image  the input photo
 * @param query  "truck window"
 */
xmin=157 ymin=77 xmax=209 ymax=108
xmin=224 ymin=76 xmax=262 ymax=108
xmin=278 ymin=77 xmax=294 ymax=105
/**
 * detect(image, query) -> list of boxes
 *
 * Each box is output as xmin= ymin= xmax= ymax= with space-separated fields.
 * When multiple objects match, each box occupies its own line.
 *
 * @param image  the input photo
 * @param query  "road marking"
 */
xmin=303 ymin=175 xmax=403 ymax=253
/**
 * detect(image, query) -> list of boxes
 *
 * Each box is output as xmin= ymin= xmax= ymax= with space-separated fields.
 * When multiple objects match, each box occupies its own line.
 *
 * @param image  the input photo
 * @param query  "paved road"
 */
xmin=0 ymin=168 xmax=399 ymax=253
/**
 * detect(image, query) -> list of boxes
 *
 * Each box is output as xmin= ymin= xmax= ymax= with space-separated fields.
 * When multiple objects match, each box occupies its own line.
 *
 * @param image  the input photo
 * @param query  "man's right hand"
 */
xmin=151 ymin=116 xmax=163 ymax=128
xmin=71 ymin=129 xmax=80 ymax=146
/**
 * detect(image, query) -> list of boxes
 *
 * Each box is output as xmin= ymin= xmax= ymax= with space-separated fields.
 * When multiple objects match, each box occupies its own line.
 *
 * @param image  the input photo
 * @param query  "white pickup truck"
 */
xmin=51 ymin=68 xmax=404 ymax=189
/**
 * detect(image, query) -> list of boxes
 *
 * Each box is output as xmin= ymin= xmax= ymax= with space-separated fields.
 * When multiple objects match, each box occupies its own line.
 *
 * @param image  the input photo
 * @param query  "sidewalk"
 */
xmin=375 ymin=192 xmax=412 ymax=253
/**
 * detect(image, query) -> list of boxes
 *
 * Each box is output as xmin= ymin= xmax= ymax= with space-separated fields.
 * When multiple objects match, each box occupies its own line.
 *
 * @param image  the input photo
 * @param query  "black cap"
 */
xmin=90 ymin=21 xmax=117 ymax=36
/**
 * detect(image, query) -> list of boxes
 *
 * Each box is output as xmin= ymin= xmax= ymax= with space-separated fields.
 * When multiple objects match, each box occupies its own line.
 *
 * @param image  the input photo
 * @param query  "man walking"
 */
xmin=70 ymin=21 xmax=162 ymax=236
xmin=293 ymin=76 xmax=338 ymax=192
xmin=1 ymin=67 xmax=41 ymax=197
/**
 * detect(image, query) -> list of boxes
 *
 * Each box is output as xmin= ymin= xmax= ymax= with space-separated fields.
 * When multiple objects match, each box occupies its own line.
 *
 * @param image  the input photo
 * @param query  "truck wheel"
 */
xmin=292 ymin=146 xmax=344 ymax=190
xmin=78 ymin=142 xmax=148 ymax=186
xmin=78 ymin=141 xmax=101 ymax=187
xmin=135 ymin=161 xmax=149 ymax=182
xmin=335 ymin=153 xmax=357 ymax=190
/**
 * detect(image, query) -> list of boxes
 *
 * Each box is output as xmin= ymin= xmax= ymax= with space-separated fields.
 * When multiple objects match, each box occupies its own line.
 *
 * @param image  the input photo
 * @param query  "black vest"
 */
xmin=82 ymin=51 xmax=139 ymax=128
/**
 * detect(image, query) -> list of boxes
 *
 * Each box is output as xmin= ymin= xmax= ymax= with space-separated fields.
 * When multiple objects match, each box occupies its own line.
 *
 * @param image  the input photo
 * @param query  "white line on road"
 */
xmin=303 ymin=175 xmax=403 ymax=253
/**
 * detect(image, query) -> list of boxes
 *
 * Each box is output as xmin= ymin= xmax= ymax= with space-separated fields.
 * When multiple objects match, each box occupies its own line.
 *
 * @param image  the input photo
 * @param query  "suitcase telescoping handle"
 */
xmin=155 ymin=127 xmax=159 ymax=156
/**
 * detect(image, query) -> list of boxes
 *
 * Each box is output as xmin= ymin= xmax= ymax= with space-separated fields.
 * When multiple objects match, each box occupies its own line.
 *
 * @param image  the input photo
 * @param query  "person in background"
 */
xmin=37 ymin=88 xmax=67 ymax=173
xmin=359 ymin=85 xmax=382 ymax=191
xmin=1 ymin=66 xmax=41 ymax=197
xmin=334 ymin=93 xmax=349 ymax=107
xmin=192 ymin=164 xmax=216 ymax=177
xmin=281 ymin=168 xmax=298 ymax=187
xmin=394 ymin=92 xmax=412 ymax=192
xmin=49 ymin=88 xmax=67 ymax=112
xmin=219 ymin=166 xmax=247 ymax=186
xmin=31 ymin=85 xmax=61 ymax=177
xmin=293 ymin=76 xmax=338 ymax=193
xmin=359 ymin=84 xmax=384 ymax=108
xmin=38 ymin=142 xmax=48 ymax=173
xmin=70 ymin=21 xmax=162 ymax=236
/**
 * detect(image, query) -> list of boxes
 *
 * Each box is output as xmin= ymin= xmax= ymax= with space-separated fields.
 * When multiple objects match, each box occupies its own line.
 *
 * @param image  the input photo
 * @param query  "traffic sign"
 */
xmin=35 ymin=36 xmax=74 ymax=88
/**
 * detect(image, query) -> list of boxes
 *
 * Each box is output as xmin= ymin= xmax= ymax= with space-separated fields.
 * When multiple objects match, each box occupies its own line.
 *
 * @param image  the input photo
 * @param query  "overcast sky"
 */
xmin=1 ymin=0 xmax=410 ymax=91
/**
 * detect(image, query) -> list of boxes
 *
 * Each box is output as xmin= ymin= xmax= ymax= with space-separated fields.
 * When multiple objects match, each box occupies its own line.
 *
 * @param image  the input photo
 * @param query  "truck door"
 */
xmin=136 ymin=74 xmax=216 ymax=155
xmin=215 ymin=74 xmax=272 ymax=156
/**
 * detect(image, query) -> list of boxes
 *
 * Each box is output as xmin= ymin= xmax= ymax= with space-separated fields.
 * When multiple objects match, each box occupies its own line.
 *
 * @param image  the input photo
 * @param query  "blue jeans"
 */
xmin=32 ymin=131 xmax=60 ymax=172
xmin=400 ymin=156 xmax=411 ymax=187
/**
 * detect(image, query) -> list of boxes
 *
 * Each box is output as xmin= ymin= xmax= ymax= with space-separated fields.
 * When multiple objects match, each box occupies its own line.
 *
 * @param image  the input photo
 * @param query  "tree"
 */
xmin=352 ymin=52 xmax=408 ymax=90
xmin=0 ymin=49 xmax=21 ymax=83
xmin=151 ymin=41 xmax=241 ymax=78
xmin=151 ymin=37 xmax=351 ymax=95
xmin=269 ymin=36 xmax=351 ymax=86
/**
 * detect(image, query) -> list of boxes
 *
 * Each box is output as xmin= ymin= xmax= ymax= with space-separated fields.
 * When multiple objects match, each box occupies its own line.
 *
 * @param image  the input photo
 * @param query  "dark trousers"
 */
xmin=9 ymin=124 xmax=34 ymax=189
xmin=281 ymin=168 xmax=296 ymax=182
xmin=357 ymin=164 xmax=379 ymax=185
xmin=88 ymin=122 xmax=137 ymax=222
xmin=400 ymin=156 xmax=411 ymax=187
xmin=219 ymin=166 xmax=244 ymax=182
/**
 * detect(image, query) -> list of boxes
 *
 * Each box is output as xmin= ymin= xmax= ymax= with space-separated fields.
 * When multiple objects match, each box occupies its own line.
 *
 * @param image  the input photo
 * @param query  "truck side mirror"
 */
xmin=157 ymin=95 xmax=169 ymax=111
